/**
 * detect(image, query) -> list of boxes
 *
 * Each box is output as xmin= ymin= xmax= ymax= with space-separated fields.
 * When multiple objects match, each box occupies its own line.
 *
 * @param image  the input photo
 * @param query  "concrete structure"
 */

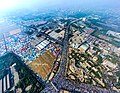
xmin=9 ymin=28 xmax=21 ymax=35
xmin=36 ymin=40 xmax=50 ymax=50
xmin=78 ymin=43 xmax=89 ymax=52
xmin=0 ymin=73 xmax=11 ymax=93
xmin=0 ymin=79 xmax=2 ymax=93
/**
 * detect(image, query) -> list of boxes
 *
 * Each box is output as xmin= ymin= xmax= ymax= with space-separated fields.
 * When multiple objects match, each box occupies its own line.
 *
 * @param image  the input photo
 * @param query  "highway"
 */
xmin=41 ymin=19 xmax=117 ymax=93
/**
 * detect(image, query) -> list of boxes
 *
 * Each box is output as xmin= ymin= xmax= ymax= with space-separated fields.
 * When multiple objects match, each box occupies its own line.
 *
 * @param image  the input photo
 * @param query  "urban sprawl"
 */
xmin=0 ymin=9 xmax=120 ymax=93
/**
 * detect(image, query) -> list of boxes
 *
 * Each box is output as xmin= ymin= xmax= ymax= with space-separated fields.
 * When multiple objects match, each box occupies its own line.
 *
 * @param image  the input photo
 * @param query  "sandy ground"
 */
xmin=28 ymin=51 xmax=55 ymax=80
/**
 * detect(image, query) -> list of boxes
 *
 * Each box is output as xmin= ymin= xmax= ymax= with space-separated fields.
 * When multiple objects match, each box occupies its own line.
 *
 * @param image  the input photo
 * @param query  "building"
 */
xmin=9 ymin=28 xmax=21 ymax=35
xmin=78 ymin=43 xmax=89 ymax=53
xmin=0 ymin=73 xmax=11 ymax=93
xmin=36 ymin=40 xmax=50 ymax=50
xmin=60 ymin=89 xmax=70 ymax=93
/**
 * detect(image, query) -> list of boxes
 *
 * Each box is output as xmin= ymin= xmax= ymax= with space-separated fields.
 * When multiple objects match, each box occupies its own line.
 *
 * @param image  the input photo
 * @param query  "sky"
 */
xmin=0 ymin=0 xmax=120 ymax=15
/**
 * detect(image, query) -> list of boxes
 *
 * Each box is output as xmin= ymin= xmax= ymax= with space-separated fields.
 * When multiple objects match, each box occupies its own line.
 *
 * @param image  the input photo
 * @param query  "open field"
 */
xmin=28 ymin=51 xmax=55 ymax=80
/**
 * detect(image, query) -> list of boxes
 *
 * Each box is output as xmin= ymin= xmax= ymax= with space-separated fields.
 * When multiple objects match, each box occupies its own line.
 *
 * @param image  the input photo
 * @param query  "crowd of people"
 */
xmin=0 ymin=38 xmax=6 ymax=56
xmin=0 ymin=32 xmax=60 ymax=63
xmin=42 ymin=57 xmax=113 ymax=93
xmin=43 ymin=74 xmax=113 ymax=93
xmin=0 ymin=33 xmax=40 ymax=62
xmin=46 ymin=43 xmax=60 ymax=57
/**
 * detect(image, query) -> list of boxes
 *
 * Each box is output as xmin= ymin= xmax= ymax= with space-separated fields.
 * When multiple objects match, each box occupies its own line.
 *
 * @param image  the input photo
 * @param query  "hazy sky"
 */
xmin=0 ymin=0 xmax=119 ymax=14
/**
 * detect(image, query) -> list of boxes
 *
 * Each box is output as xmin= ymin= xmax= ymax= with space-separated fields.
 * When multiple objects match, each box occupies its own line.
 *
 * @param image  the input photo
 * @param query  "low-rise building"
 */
xmin=78 ymin=43 xmax=89 ymax=53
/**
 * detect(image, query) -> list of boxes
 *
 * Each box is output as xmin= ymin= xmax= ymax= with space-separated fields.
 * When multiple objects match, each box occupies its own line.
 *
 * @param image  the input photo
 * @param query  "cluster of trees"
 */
xmin=14 ymin=55 xmax=44 ymax=93
xmin=0 ymin=52 xmax=17 ymax=79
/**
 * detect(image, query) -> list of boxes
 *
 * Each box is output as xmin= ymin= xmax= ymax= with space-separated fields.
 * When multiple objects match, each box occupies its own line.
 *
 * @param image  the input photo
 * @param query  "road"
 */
xmin=37 ymin=31 xmax=63 ymax=45
xmin=3 ymin=33 xmax=7 ymax=53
